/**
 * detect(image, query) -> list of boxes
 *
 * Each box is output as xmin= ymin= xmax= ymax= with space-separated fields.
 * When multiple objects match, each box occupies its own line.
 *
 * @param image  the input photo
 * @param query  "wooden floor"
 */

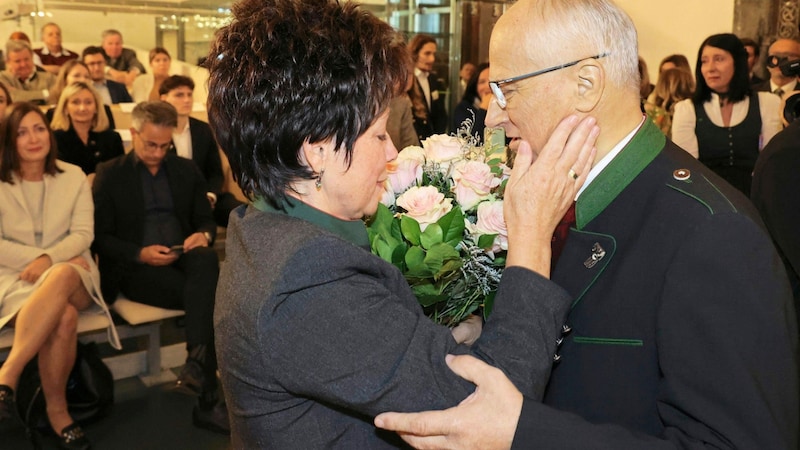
xmin=1 ymin=371 xmax=231 ymax=450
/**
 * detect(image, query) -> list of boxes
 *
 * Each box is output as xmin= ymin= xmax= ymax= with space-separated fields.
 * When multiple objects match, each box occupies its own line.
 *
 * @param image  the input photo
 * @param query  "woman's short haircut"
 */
xmin=149 ymin=47 xmax=171 ymax=63
xmin=159 ymin=75 xmax=194 ymax=96
xmin=0 ymin=102 xmax=61 ymax=184
xmin=206 ymin=0 xmax=409 ymax=204
xmin=461 ymin=62 xmax=489 ymax=103
xmin=51 ymin=81 xmax=110 ymax=132
xmin=693 ymin=33 xmax=751 ymax=104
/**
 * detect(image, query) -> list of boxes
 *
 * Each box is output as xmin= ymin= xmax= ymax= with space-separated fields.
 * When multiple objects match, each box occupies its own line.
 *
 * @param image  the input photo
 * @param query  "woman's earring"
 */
xmin=315 ymin=169 xmax=325 ymax=191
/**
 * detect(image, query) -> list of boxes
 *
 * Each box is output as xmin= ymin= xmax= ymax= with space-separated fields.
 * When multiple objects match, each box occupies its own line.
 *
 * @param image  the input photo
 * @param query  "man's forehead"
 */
xmin=770 ymin=40 xmax=800 ymax=54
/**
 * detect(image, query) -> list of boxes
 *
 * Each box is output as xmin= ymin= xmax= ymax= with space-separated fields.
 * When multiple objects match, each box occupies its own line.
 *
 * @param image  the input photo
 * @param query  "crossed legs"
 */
xmin=0 ymin=264 xmax=93 ymax=433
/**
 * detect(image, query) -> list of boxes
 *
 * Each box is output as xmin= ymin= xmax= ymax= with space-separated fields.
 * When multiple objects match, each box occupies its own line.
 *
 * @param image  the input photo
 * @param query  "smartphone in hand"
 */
xmin=168 ymin=244 xmax=184 ymax=255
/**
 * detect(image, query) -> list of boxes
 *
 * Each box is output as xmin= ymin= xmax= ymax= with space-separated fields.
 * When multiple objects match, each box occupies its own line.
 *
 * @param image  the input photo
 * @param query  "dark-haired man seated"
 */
xmin=82 ymin=46 xmax=132 ymax=105
xmin=93 ymin=101 xmax=228 ymax=434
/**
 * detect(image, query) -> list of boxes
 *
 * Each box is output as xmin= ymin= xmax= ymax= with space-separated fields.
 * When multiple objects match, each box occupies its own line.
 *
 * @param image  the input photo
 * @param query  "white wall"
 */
xmin=616 ymin=0 xmax=735 ymax=82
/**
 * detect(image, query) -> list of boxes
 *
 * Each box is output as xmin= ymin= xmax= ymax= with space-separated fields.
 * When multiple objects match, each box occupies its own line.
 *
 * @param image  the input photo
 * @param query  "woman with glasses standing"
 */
xmin=672 ymin=33 xmax=781 ymax=196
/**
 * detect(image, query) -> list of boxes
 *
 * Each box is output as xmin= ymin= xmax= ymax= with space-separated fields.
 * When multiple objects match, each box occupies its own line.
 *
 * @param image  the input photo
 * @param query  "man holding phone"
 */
xmin=92 ymin=101 xmax=228 ymax=434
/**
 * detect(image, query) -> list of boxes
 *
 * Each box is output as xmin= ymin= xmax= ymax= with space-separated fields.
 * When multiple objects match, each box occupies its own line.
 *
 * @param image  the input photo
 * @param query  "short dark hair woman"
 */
xmin=672 ymin=33 xmax=781 ymax=196
xmin=207 ymin=0 xmax=596 ymax=447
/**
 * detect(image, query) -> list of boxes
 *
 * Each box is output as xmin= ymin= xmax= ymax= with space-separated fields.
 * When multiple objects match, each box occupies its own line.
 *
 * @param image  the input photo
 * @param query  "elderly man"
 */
xmin=101 ymin=29 xmax=146 ymax=87
xmin=34 ymin=23 xmax=78 ymax=74
xmin=755 ymin=38 xmax=800 ymax=100
xmin=375 ymin=0 xmax=799 ymax=448
xmin=93 ymin=101 xmax=228 ymax=434
xmin=0 ymin=40 xmax=55 ymax=104
xmin=82 ymin=46 xmax=132 ymax=105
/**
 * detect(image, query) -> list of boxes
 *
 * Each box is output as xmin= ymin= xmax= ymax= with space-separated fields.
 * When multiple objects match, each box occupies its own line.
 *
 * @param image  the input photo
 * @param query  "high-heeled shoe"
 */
xmin=0 ymin=384 xmax=15 ymax=421
xmin=57 ymin=423 xmax=91 ymax=450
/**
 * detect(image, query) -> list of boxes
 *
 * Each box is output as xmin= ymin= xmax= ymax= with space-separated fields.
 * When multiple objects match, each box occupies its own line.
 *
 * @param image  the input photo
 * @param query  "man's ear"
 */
xmin=575 ymin=60 xmax=605 ymax=113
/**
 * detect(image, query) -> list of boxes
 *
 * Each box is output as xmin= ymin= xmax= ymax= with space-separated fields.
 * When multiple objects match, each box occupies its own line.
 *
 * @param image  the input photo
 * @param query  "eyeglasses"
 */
xmin=489 ymin=52 xmax=609 ymax=108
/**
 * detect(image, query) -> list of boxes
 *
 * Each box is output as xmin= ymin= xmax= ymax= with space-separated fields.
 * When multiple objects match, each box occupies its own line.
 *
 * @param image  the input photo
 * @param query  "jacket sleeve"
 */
xmin=511 ymin=212 xmax=799 ymax=450
xmin=670 ymin=100 xmax=698 ymax=159
xmin=43 ymin=173 xmax=94 ymax=263
xmin=266 ymin=239 xmax=571 ymax=418
xmin=92 ymin=162 xmax=142 ymax=263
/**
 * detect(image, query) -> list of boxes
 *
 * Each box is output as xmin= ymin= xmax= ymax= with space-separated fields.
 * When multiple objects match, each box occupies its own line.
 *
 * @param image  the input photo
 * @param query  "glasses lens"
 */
xmin=767 ymin=55 xmax=787 ymax=68
xmin=489 ymin=82 xmax=506 ymax=108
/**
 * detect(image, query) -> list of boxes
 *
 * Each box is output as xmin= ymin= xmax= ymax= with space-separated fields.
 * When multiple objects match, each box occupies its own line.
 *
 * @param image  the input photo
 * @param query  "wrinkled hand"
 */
xmin=19 ymin=254 xmax=53 ymax=283
xmin=450 ymin=315 xmax=483 ymax=346
xmin=183 ymin=232 xmax=209 ymax=252
xmin=504 ymin=115 xmax=598 ymax=276
xmin=375 ymin=354 xmax=522 ymax=450
xmin=139 ymin=245 xmax=179 ymax=266
xmin=67 ymin=255 xmax=91 ymax=272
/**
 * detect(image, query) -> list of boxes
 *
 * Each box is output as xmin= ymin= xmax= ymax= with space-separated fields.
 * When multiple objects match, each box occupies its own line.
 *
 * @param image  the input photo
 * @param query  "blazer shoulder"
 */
xmin=656 ymin=143 xmax=744 ymax=216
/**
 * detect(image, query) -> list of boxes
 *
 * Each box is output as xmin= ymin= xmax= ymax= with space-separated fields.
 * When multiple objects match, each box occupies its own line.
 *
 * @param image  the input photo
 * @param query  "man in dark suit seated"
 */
xmin=375 ymin=0 xmax=798 ymax=448
xmin=159 ymin=75 xmax=243 ymax=226
xmin=92 ymin=101 xmax=228 ymax=434
xmin=82 ymin=46 xmax=132 ymax=105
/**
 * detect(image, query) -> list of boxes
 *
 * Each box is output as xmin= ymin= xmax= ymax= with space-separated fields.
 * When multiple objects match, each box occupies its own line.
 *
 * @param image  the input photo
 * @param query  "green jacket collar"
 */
xmin=576 ymin=120 xmax=665 ymax=229
xmin=253 ymin=196 xmax=370 ymax=249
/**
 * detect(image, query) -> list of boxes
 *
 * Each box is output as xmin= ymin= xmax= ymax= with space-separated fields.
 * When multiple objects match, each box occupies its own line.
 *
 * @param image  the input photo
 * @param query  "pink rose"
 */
xmin=472 ymin=200 xmax=507 ymax=255
xmin=379 ymin=179 xmax=396 ymax=207
xmin=396 ymin=186 xmax=454 ymax=231
xmin=452 ymin=160 xmax=501 ymax=211
xmin=388 ymin=157 xmax=423 ymax=194
xmin=398 ymin=145 xmax=426 ymax=162
xmin=422 ymin=134 xmax=464 ymax=164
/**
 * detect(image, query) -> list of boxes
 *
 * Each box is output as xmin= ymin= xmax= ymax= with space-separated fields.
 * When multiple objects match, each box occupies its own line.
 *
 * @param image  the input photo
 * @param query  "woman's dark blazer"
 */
xmin=54 ymin=126 xmax=124 ymax=175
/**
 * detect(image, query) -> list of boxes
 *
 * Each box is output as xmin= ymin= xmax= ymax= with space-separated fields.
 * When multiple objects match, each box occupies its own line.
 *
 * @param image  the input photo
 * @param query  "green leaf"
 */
xmin=404 ymin=245 xmax=426 ymax=272
xmin=425 ymin=243 xmax=461 ymax=276
xmin=437 ymin=208 xmax=465 ymax=246
xmin=400 ymin=216 xmax=422 ymax=246
xmin=420 ymin=223 xmax=443 ymax=249
xmin=477 ymin=233 xmax=497 ymax=250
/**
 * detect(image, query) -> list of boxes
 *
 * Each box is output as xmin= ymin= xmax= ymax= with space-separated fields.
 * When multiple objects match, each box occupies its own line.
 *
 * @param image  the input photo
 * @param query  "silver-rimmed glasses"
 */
xmin=489 ymin=52 xmax=609 ymax=108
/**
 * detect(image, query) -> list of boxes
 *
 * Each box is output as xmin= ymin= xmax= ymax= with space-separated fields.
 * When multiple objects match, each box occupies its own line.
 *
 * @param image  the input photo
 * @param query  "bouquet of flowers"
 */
xmin=367 ymin=125 xmax=509 ymax=326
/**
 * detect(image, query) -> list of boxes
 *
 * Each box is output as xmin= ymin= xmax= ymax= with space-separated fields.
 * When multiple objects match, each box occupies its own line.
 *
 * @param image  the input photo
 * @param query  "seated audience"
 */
xmin=207 ymin=0 xmax=595 ymax=447
xmin=82 ymin=46 xmax=132 ymax=105
xmin=51 ymin=82 xmax=124 ymax=175
xmin=100 ymin=29 xmax=145 ymax=87
xmin=131 ymin=47 xmax=171 ymax=103
xmin=34 ymin=23 xmax=78 ymax=75
xmin=92 ymin=101 xmax=228 ymax=434
xmin=673 ymin=33 xmax=781 ymax=196
xmin=451 ymin=62 xmax=491 ymax=142
xmin=0 ymin=83 xmax=10 ymax=118
xmin=0 ymin=102 xmax=119 ymax=450
xmin=0 ymin=40 xmax=55 ymax=105
xmin=645 ymin=67 xmax=695 ymax=137
xmin=46 ymin=60 xmax=116 ymax=129
xmin=159 ymin=75 xmax=243 ymax=226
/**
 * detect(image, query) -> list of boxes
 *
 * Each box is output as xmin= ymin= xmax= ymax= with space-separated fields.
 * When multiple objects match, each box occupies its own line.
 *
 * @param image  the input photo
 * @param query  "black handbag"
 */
xmin=16 ymin=341 xmax=114 ymax=434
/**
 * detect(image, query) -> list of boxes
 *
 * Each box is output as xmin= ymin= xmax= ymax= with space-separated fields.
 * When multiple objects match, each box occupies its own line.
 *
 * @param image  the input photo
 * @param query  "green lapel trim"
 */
xmin=573 ymin=336 xmax=644 ymax=346
xmin=576 ymin=120 xmax=665 ymax=229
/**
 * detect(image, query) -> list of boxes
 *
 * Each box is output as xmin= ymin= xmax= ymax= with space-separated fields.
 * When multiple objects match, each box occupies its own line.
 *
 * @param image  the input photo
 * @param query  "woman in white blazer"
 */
xmin=0 ymin=102 xmax=118 ymax=450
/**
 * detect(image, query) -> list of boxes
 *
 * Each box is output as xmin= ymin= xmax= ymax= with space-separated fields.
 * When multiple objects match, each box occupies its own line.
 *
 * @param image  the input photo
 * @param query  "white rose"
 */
xmin=422 ymin=134 xmax=464 ymax=163
xmin=452 ymin=160 xmax=501 ymax=211
xmin=379 ymin=179 xmax=396 ymax=207
xmin=472 ymin=200 xmax=507 ymax=255
xmin=396 ymin=185 xmax=454 ymax=231
xmin=388 ymin=158 xmax=423 ymax=194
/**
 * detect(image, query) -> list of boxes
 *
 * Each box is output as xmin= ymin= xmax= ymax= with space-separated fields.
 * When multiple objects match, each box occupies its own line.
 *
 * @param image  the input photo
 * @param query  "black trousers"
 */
xmin=120 ymin=246 xmax=219 ymax=346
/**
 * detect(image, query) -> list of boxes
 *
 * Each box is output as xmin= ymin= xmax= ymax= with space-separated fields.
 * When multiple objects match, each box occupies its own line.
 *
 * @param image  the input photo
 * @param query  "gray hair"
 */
xmin=524 ymin=0 xmax=639 ymax=95
xmin=101 ymin=29 xmax=122 ymax=40
xmin=130 ymin=101 xmax=178 ymax=132
xmin=5 ymin=40 xmax=32 ymax=58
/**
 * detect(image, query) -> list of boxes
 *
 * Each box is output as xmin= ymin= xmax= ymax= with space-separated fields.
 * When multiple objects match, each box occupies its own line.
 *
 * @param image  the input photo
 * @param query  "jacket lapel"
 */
xmin=553 ymin=230 xmax=616 ymax=308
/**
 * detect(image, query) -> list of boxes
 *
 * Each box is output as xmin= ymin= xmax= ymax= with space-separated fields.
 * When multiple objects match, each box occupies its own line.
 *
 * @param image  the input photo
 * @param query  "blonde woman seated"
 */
xmin=46 ymin=61 xmax=116 ymax=130
xmin=0 ymin=102 xmax=119 ymax=450
xmin=645 ymin=68 xmax=695 ymax=137
xmin=130 ymin=48 xmax=172 ymax=103
xmin=51 ymin=82 xmax=124 ymax=176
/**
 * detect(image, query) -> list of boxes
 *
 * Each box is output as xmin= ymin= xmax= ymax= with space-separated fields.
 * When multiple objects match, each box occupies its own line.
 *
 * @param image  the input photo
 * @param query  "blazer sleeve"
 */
xmin=670 ymin=99 xmax=698 ymax=158
xmin=192 ymin=120 xmax=225 ymax=195
xmin=512 ymin=212 xmax=798 ymax=449
xmin=92 ymin=161 xmax=142 ymax=263
xmin=266 ymin=240 xmax=571 ymax=418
